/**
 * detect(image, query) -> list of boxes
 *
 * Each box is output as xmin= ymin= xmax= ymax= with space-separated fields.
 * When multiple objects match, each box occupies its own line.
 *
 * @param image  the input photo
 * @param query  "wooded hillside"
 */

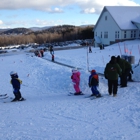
xmin=0 ymin=25 xmax=94 ymax=47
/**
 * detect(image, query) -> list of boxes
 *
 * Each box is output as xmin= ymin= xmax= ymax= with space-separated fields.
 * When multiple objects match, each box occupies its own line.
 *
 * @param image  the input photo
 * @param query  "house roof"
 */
xmin=105 ymin=6 xmax=140 ymax=30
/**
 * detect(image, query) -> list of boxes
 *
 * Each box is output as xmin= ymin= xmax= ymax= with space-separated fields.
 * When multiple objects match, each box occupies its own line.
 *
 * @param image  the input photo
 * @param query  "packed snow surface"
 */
xmin=0 ymin=39 xmax=140 ymax=140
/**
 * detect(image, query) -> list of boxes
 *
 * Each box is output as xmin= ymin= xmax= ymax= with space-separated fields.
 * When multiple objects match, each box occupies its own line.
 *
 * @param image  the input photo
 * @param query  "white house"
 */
xmin=94 ymin=6 xmax=140 ymax=46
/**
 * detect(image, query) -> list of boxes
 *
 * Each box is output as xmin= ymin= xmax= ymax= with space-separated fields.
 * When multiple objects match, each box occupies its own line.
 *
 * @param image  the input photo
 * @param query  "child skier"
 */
xmin=52 ymin=54 xmax=54 ymax=61
xmin=10 ymin=71 xmax=25 ymax=102
xmin=40 ymin=49 xmax=44 ymax=57
xmin=71 ymin=68 xmax=82 ymax=95
xmin=50 ymin=45 xmax=54 ymax=55
xmin=88 ymin=69 xmax=101 ymax=97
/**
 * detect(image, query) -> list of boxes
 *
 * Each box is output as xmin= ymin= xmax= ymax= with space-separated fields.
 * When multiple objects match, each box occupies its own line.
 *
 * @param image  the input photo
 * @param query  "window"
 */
xmin=115 ymin=31 xmax=119 ymax=39
xmin=118 ymin=31 xmax=119 ymax=38
xmin=130 ymin=30 xmax=136 ymax=38
xmin=134 ymin=31 xmax=136 ymax=38
xmin=104 ymin=32 xmax=108 ymax=38
xmin=131 ymin=31 xmax=133 ymax=38
xmin=124 ymin=31 xmax=126 ymax=38
xmin=105 ymin=16 xmax=107 ymax=21
xmin=95 ymin=32 xmax=97 ymax=36
xmin=115 ymin=31 xmax=117 ymax=38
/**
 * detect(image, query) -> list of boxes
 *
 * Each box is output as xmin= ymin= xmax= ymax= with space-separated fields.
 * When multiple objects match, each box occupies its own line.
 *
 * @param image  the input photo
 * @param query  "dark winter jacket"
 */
xmin=104 ymin=60 xmax=122 ymax=80
xmin=10 ymin=75 xmax=22 ymax=90
xmin=117 ymin=56 xmax=132 ymax=72
xmin=124 ymin=60 xmax=132 ymax=69
xmin=89 ymin=71 xmax=99 ymax=87
xmin=117 ymin=57 xmax=125 ymax=73
xmin=50 ymin=46 xmax=54 ymax=52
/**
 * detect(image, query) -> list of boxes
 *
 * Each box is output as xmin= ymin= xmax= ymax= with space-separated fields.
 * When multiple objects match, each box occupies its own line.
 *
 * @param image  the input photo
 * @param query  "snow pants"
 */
xmin=108 ymin=79 xmax=118 ymax=95
xmin=121 ymin=68 xmax=130 ymax=86
xmin=73 ymin=82 xmax=81 ymax=93
xmin=13 ymin=89 xmax=22 ymax=100
xmin=91 ymin=86 xmax=99 ymax=95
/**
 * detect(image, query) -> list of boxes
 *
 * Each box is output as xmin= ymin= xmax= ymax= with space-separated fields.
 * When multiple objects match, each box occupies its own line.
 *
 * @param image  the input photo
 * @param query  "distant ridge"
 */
xmin=0 ymin=24 xmax=94 ymax=35
xmin=29 ymin=26 xmax=52 ymax=31
xmin=80 ymin=24 xmax=94 ymax=27
xmin=0 ymin=28 xmax=11 ymax=33
xmin=0 ymin=28 xmax=32 ymax=35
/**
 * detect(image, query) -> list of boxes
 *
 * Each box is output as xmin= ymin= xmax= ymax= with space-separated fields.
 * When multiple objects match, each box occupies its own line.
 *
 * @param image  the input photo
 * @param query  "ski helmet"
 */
xmin=91 ymin=69 xmax=96 ymax=73
xmin=10 ymin=71 xmax=17 ymax=76
xmin=72 ymin=68 xmax=78 ymax=73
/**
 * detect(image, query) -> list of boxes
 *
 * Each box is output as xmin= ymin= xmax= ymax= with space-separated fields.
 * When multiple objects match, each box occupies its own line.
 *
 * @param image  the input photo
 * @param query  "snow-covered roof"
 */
xmin=131 ymin=17 xmax=140 ymax=24
xmin=105 ymin=6 xmax=140 ymax=30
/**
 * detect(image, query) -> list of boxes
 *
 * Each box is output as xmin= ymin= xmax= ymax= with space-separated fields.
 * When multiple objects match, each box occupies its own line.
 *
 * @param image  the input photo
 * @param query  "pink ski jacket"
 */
xmin=71 ymin=70 xmax=80 ymax=83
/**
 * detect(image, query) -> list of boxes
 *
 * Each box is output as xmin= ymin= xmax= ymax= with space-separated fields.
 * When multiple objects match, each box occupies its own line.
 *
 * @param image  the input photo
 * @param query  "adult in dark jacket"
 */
xmin=116 ymin=55 xmax=126 ymax=87
xmin=123 ymin=58 xmax=133 ymax=84
xmin=117 ymin=55 xmax=133 ymax=87
xmin=10 ymin=71 xmax=24 ymax=102
xmin=104 ymin=56 xmax=121 ymax=97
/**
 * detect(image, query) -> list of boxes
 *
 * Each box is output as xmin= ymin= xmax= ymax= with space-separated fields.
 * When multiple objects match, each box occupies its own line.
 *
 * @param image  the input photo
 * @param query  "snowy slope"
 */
xmin=0 ymin=39 xmax=140 ymax=140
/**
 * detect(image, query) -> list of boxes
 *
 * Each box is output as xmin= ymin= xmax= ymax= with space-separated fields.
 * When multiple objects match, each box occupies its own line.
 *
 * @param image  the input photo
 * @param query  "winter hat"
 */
xmin=111 ymin=56 xmax=116 ymax=60
xmin=116 ymin=55 xmax=121 ymax=63
xmin=117 ymin=55 xmax=120 ymax=60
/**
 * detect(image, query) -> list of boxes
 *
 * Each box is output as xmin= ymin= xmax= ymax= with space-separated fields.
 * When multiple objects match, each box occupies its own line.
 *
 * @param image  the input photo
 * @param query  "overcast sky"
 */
xmin=0 ymin=0 xmax=139 ymax=29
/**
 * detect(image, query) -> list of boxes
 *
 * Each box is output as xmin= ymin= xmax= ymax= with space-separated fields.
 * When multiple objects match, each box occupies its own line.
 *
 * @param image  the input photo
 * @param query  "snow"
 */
xmin=0 ymin=39 xmax=140 ymax=140
xmin=106 ymin=6 xmax=140 ymax=29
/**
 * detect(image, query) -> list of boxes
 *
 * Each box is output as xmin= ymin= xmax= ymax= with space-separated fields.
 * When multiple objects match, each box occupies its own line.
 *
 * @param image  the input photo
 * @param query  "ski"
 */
xmin=85 ymin=95 xmax=93 ymax=98
xmin=0 ymin=96 xmax=9 ymax=99
xmin=68 ymin=92 xmax=72 ymax=96
xmin=68 ymin=92 xmax=84 ymax=96
xmin=4 ymin=98 xmax=26 ymax=103
xmin=0 ymin=94 xmax=7 ymax=97
xmin=90 ymin=95 xmax=103 ymax=100
xmin=85 ymin=93 xmax=103 ymax=99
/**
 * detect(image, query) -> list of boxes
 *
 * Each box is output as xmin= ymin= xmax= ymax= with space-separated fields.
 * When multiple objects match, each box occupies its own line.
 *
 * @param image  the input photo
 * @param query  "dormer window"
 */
xmin=105 ymin=16 xmax=107 ymax=20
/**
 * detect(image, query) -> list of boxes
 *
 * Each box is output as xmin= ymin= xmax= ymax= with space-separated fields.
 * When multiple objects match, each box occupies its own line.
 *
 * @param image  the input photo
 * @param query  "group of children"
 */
xmin=71 ymin=68 xmax=101 ymax=97
xmin=10 ymin=68 xmax=101 ymax=102
xmin=34 ymin=49 xmax=44 ymax=57
xmin=34 ymin=46 xmax=55 ymax=61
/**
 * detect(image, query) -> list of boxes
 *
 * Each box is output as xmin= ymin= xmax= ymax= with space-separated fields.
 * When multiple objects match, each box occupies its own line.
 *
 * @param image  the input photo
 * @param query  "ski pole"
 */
xmin=22 ymin=84 xmax=28 ymax=87
xmin=118 ymin=43 xmax=122 ymax=55
xmin=87 ymin=45 xmax=90 ymax=72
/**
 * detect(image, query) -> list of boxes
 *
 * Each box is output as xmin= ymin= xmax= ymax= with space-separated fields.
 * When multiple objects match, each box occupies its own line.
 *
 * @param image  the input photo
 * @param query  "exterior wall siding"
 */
xmin=94 ymin=11 xmax=121 ymax=45
xmin=121 ymin=30 xmax=139 ymax=40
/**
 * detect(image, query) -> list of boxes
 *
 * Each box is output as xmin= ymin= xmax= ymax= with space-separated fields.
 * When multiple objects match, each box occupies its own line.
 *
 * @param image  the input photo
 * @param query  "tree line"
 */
xmin=0 ymin=25 xmax=94 ymax=47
